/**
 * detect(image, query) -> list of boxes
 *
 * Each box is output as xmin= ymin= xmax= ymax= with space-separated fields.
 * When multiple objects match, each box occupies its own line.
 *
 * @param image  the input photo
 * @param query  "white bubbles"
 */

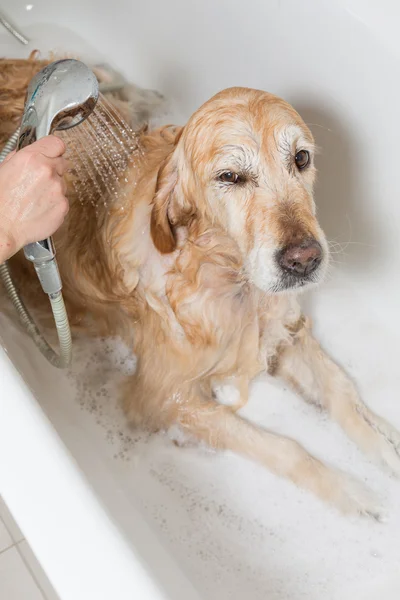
xmin=66 ymin=335 xmax=142 ymax=461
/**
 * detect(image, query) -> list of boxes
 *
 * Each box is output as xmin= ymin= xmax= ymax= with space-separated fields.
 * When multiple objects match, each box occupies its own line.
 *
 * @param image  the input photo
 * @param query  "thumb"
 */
xmin=24 ymin=135 xmax=66 ymax=158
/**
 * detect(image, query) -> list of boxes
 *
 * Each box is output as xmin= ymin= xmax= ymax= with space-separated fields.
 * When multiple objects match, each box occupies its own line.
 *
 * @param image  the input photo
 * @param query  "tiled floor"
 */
xmin=0 ymin=497 xmax=59 ymax=599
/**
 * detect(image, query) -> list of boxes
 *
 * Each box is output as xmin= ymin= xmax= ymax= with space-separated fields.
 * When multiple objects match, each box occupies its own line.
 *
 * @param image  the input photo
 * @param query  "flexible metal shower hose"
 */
xmin=0 ymin=129 xmax=72 ymax=368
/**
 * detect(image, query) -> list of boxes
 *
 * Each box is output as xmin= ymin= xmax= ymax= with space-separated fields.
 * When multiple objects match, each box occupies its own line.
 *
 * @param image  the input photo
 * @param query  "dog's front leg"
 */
xmin=275 ymin=320 xmax=400 ymax=475
xmin=121 ymin=363 xmax=383 ymax=517
xmin=174 ymin=386 xmax=383 ymax=519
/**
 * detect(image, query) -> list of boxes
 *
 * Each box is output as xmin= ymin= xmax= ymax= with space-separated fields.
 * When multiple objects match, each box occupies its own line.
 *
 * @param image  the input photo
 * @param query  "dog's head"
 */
xmin=150 ymin=87 xmax=328 ymax=293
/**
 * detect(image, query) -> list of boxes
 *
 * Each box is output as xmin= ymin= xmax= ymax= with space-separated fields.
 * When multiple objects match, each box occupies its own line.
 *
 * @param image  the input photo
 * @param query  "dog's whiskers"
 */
xmin=304 ymin=122 xmax=333 ymax=133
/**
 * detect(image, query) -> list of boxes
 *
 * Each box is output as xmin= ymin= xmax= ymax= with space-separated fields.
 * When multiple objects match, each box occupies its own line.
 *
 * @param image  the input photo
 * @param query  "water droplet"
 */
xmin=59 ymin=94 xmax=141 ymax=212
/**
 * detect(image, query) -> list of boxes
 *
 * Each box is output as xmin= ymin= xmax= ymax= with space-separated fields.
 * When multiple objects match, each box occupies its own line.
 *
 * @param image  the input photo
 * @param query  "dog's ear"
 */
xmin=150 ymin=154 xmax=178 ymax=253
xmin=151 ymin=127 xmax=195 ymax=254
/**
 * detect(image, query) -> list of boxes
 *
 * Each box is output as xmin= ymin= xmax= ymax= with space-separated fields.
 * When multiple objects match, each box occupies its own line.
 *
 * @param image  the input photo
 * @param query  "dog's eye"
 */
xmin=295 ymin=150 xmax=310 ymax=170
xmin=219 ymin=171 xmax=240 ymax=184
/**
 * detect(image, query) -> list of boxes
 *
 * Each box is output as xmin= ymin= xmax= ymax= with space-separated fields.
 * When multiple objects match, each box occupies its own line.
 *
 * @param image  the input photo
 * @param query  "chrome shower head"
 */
xmin=18 ymin=58 xmax=99 ymax=149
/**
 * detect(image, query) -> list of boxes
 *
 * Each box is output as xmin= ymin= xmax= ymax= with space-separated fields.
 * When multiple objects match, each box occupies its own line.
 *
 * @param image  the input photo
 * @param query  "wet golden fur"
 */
xmin=2 ymin=57 xmax=400 ymax=519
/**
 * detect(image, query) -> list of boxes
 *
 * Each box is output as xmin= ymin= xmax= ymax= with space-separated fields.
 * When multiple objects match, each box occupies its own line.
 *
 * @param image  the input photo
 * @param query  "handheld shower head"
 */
xmin=18 ymin=58 xmax=99 ymax=295
xmin=18 ymin=58 xmax=99 ymax=148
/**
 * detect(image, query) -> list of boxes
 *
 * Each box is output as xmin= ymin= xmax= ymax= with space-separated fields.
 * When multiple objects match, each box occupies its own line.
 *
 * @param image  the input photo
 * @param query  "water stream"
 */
xmin=60 ymin=93 xmax=141 ymax=212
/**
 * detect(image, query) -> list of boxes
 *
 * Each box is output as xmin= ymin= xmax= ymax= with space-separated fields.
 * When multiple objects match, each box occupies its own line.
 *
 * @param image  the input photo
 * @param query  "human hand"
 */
xmin=0 ymin=135 xmax=69 ymax=262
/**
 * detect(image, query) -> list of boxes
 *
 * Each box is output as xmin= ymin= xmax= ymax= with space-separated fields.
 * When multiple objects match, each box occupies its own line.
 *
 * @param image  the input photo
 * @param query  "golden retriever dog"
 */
xmin=2 ymin=56 xmax=400 ymax=519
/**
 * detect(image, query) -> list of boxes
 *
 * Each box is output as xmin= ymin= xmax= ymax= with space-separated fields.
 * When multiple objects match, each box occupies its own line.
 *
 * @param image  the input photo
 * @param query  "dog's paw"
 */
xmin=357 ymin=407 xmax=400 ymax=477
xmin=167 ymin=425 xmax=197 ymax=448
xmin=334 ymin=472 xmax=386 ymax=521
xmin=308 ymin=461 xmax=385 ymax=521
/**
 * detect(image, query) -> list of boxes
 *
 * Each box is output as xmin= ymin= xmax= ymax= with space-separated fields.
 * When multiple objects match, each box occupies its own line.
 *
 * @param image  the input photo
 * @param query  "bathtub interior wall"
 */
xmin=3 ymin=0 xmax=400 ymax=330
xmin=1 ymin=1 xmax=400 ymax=599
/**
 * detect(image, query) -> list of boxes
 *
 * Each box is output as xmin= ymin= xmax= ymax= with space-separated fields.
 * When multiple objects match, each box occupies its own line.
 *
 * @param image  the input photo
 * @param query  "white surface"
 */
xmin=1 ymin=0 xmax=400 ymax=599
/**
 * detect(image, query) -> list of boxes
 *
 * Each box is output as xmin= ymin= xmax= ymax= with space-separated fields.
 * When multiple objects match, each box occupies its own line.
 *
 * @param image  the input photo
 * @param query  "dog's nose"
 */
xmin=278 ymin=241 xmax=322 ymax=277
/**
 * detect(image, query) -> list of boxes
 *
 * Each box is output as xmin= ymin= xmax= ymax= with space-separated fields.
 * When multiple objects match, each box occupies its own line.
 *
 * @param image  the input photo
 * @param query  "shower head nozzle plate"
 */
xmin=18 ymin=59 xmax=99 ymax=149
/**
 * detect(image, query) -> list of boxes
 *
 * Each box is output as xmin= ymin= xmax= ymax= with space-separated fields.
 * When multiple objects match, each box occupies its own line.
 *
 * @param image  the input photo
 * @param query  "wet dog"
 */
xmin=3 ymin=57 xmax=400 ymax=518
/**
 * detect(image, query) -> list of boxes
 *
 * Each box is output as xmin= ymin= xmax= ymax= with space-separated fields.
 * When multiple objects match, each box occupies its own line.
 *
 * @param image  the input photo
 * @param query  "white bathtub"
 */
xmin=1 ymin=1 xmax=400 ymax=598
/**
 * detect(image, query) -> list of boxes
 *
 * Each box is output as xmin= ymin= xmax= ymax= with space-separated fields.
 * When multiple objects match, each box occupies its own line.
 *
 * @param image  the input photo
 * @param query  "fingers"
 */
xmin=54 ymin=156 xmax=70 ymax=177
xmin=24 ymin=135 xmax=66 ymax=158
